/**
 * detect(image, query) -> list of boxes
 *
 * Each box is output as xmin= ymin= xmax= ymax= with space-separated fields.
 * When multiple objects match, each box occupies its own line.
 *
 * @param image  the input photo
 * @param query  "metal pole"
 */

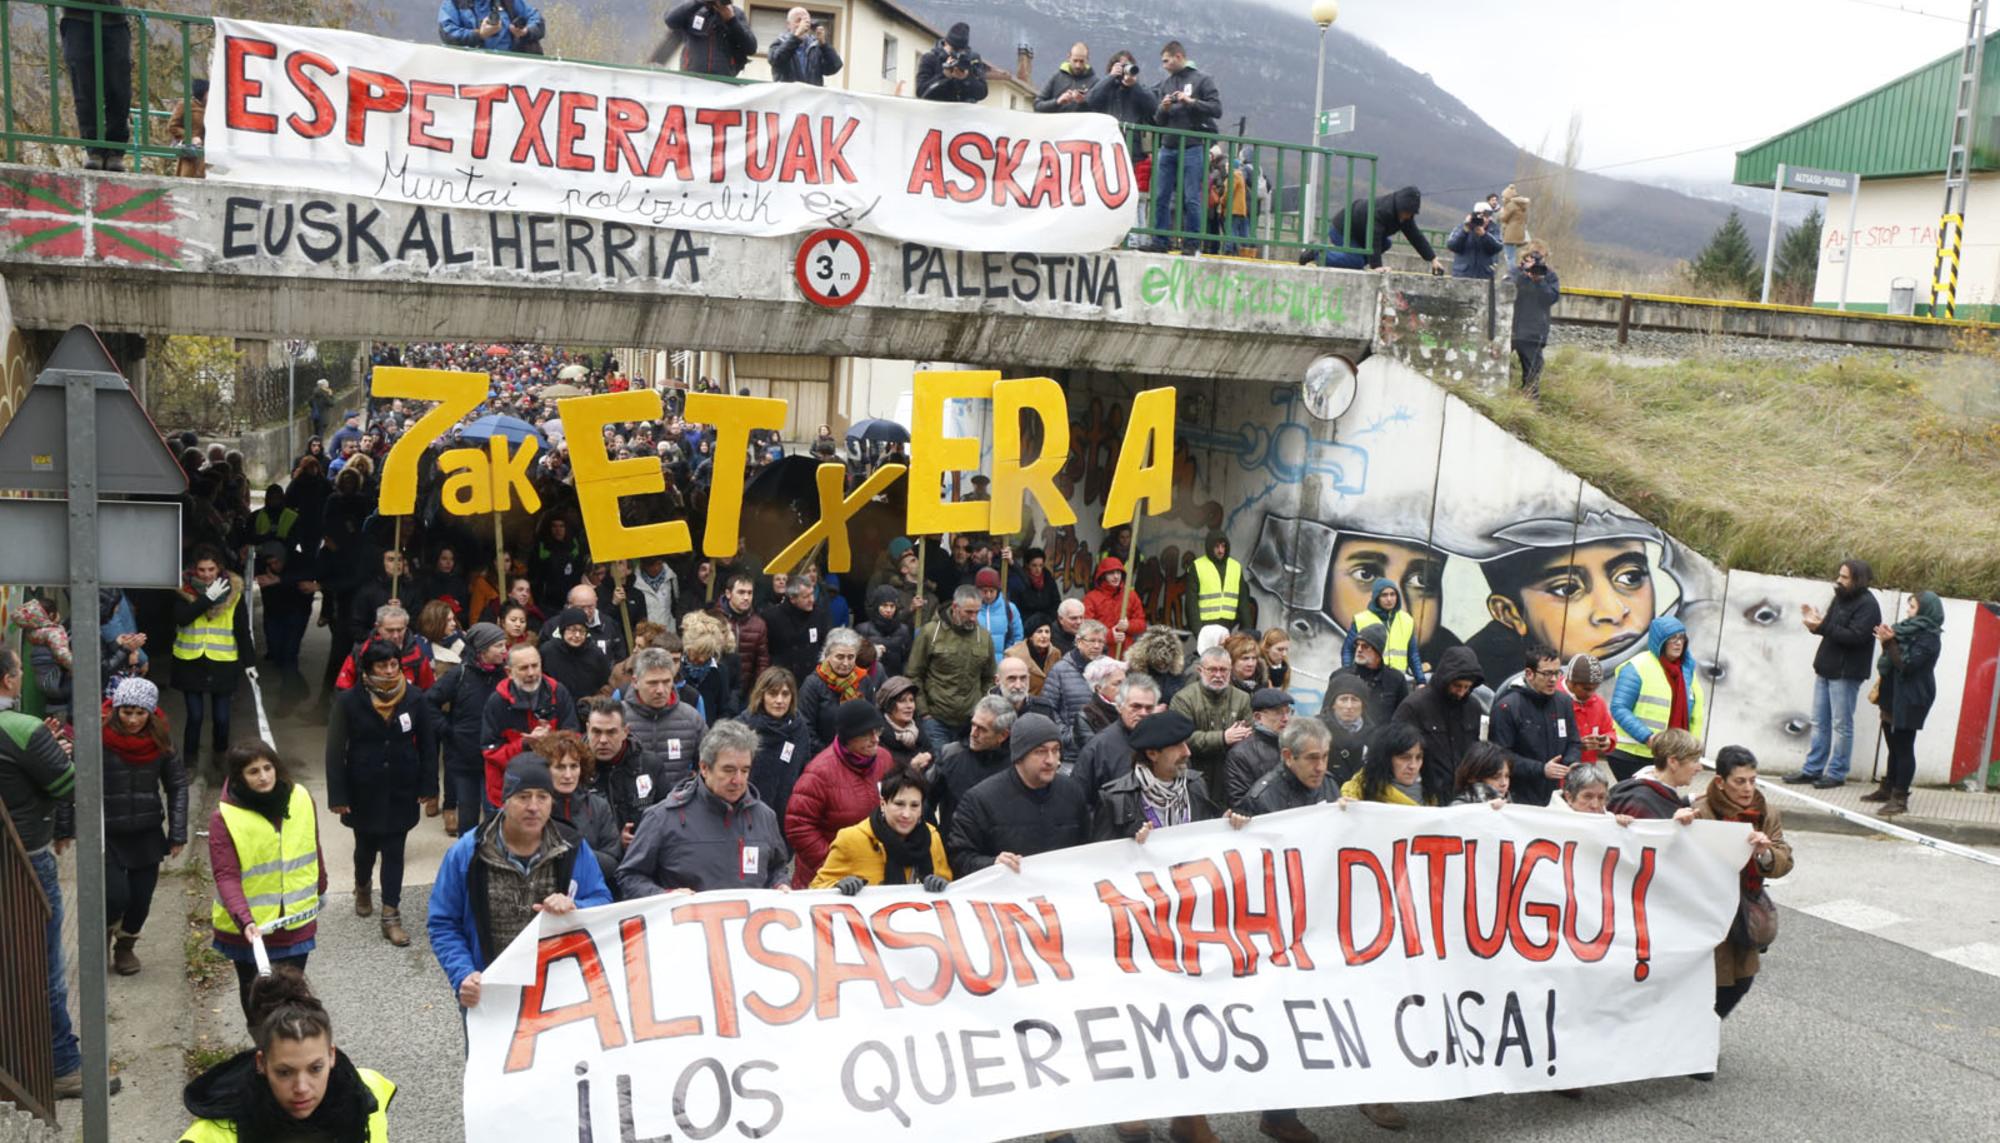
xmin=1838 ymin=178 xmax=1859 ymax=311
xmin=1761 ymin=163 xmax=1785 ymax=304
xmin=1305 ymin=25 xmax=1329 ymax=245
xmin=64 ymin=374 xmax=110 ymax=1143
xmin=286 ymin=347 xmax=297 ymax=462
xmin=1115 ymin=509 xmax=1143 ymax=658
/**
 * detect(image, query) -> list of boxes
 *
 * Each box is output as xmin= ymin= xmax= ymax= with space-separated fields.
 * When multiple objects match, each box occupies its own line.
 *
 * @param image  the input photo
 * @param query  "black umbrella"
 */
xmin=846 ymin=417 xmax=911 ymax=445
xmin=743 ymin=455 xmax=825 ymax=511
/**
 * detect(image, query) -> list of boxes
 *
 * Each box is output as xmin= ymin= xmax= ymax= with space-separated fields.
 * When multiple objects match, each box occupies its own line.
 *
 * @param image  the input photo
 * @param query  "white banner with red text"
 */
xmin=464 ymin=802 xmax=1747 ymax=1142
xmin=205 ymin=20 xmax=1134 ymax=253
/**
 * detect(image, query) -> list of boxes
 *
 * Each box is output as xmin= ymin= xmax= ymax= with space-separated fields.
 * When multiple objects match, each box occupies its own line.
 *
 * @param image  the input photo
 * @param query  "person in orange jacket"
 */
xmin=1082 ymin=556 xmax=1147 ymax=655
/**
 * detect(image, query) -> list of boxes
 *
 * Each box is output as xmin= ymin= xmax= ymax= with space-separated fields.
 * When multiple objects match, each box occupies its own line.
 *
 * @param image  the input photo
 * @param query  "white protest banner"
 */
xmin=205 ymin=21 xmax=1134 ymax=253
xmin=465 ymin=803 xmax=1747 ymax=1141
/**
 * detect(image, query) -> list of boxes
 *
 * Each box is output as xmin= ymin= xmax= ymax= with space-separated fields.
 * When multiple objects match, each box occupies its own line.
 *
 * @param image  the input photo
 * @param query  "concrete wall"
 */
xmin=1816 ymin=173 xmax=2000 ymax=317
xmin=1014 ymin=357 xmax=1993 ymax=786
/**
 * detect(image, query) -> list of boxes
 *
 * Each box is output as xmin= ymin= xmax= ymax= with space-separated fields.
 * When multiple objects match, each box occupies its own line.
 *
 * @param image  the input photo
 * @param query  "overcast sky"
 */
xmin=1262 ymin=0 xmax=1972 ymax=184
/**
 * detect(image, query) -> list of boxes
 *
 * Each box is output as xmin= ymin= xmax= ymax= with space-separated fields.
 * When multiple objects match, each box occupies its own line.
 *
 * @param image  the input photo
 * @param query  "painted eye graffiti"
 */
xmin=1781 ymin=715 xmax=1810 ymax=736
xmin=1743 ymin=599 xmax=1781 ymax=626
xmin=1538 ymin=576 xmax=1586 ymax=601
xmin=1611 ymin=566 xmax=1651 ymax=592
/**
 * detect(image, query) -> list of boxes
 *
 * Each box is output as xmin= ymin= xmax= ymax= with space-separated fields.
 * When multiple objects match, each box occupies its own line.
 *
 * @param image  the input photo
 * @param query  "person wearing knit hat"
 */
xmin=427 ymin=752 xmax=612 ymax=1015
xmin=102 ymin=673 xmax=187 ymax=976
xmin=785 ymin=698 xmax=895 ymax=888
xmin=973 ymin=569 xmax=1023 ymax=667
xmin=917 ymin=20 xmax=988 ymax=103
xmin=538 ymin=606 xmax=611 ymax=714
xmin=944 ymin=712 xmax=1087 ymax=876
xmin=1564 ymin=652 xmax=1616 ymax=765
xmin=857 ymin=584 xmax=914 ymax=678
xmin=1330 ymin=621 xmax=1409 ymax=726
xmin=1318 ymin=673 xmax=1372 ymax=784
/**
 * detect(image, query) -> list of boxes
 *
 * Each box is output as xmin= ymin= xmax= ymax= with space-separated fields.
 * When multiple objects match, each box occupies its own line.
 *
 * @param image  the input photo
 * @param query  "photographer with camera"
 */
xmin=768 ymin=7 xmax=843 ymax=86
xmin=1035 ymin=42 xmax=1096 ymax=113
xmin=1509 ymin=246 xmax=1562 ymax=398
xmin=1147 ymin=41 xmax=1222 ymax=254
xmin=664 ymin=0 xmax=757 ymax=78
xmin=438 ymin=0 xmax=546 ymax=56
xmin=1088 ymin=50 xmax=1154 ymax=247
xmin=1447 ymin=201 xmax=1504 ymax=280
xmin=917 ymin=22 xmax=989 ymax=103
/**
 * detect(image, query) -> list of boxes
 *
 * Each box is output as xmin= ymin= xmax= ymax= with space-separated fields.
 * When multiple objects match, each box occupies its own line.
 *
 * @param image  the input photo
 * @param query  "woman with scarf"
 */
xmin=535 ymin=730 xmax=623 ymax=890
xmin=1695 ymin=745 xmax=1792 ymax=1037
xmin=173 ymin=547 xmax=253 ymax=768
xmin=738 ymin=667 xmax=815 ymax=823
xmin=1341 ymin=720 xmax=1438 ymax=806
xmin=1449 ymin=741 xmax=1513 ymax=806
xmin=100 ymin=677 xmax=189 ymax=976
xmin=1225 ymin=632 xmax=1265 ymax=694
xmin=785 ymin=699 xmax=896 ymax=888
xmin=679 ymin=612 xmax=737 ymax=722
xmin=813 ymin=767 xmax=954 ymax=893
xmin=1318 ymin=673 xmax=1371 ymax=785
xmin=18 ymin=598 xmax=74 ymax=719
xmin=325 ymin=641 xmax=438 ymax=947
xmin=1606 ymin=727 xmax=1702 ymax=824
xmin=797 ymin=628 xmax=875 ymax=757
xmin=209 ymin=743 xmax=326 ymax=1017
xmin=179 ymin=967 xmax=397 ymax=1142
xmin=874 ymin=676 xmax=933 ymax=773
xmin=1005 ymin=615 xmax=1061 ymax=696
xmin=1870 ymin=592 xmax=1944 ymax=817
xmin=1259 ymin=628 xmax=1292 ymax=692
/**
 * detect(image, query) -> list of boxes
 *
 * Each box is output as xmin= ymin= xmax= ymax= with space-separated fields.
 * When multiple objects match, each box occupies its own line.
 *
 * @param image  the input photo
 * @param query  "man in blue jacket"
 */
xmin=437 ymin=0 xmax=546 ymax=55
xmin=1448 ymin=203 xmax=1504 ymax=279
xmin=428 ymin=756 xmax=612 ymax=1017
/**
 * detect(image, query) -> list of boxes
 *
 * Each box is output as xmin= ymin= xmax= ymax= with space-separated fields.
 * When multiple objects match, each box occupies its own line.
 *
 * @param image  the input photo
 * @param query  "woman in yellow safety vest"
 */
xmin=181 ymin=965 xmax=396 ymax=1142
xmin=172 ymin=546 xmax=253 ymax=769
xmin=209 ymin=741 xmax=326 ymax=1019
xmin=1342 ymin=578 xmax=1427 ymax=684
xmin=1607 ymin=615 xmax=1705 ymax=781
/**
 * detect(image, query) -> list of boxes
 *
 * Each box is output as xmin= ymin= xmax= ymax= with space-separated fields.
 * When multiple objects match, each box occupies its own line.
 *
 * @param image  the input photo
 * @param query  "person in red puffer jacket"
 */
xmin=1082 ymin=555 xmax=1147 ymax=656
xmin=477 ymin=644 xmax=576 ymax=812
xmin=783 ymin=699 xmax=894 ymax=887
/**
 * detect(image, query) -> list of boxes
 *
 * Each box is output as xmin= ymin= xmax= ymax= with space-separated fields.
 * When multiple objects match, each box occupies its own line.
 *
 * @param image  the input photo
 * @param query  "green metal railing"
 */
xmin=2 ymin=0 xmax=209 ymax=167
xmin=1124 ymin=122 xmax=1381 ymax=261
xmin=1 ymin=0 xmax=1390 ymax=264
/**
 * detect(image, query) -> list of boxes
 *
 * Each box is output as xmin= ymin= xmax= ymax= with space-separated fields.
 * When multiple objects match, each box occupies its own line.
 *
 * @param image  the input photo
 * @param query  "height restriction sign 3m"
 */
xmin=795 ymin=228 xmax=871 ymax=308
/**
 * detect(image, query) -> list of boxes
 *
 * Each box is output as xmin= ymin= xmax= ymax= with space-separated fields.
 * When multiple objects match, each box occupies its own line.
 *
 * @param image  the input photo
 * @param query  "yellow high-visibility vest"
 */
xmin=1191 ymin=557 xmax=1245 ymax=623
xmin=1352 ymin=608 xmax=1416 ymax=674
xmin=210 ymin=784 xmax=320 ymax=937
xmin=1612 ymin=653 xmax=1706 ymax=754
xmin=180 ymin=1068 xmax=395 ymax=1142
xmin=173 ymin=580 xmax=242 ymax=663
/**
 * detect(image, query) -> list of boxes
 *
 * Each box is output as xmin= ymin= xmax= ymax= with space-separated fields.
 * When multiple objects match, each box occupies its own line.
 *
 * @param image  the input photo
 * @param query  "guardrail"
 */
xmin=1 ymin=1 xmax=1387 ymax=261
xmin=0 ymin=808 xmax=55 ymax=1124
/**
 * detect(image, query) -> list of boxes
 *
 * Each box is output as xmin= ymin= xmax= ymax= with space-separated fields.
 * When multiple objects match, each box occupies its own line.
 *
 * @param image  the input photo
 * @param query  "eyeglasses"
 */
xmin=1531 ymin=668 xmax=1563 ymax=679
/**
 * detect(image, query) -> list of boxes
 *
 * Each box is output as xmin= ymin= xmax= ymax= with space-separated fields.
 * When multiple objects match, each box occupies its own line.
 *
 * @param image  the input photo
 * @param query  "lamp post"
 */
xmin=1305 ymin=0 xmax=1340 ymax=248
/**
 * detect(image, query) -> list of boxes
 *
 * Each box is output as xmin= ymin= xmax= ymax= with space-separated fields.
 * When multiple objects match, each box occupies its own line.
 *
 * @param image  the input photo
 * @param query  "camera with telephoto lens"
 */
xmin=946 ymin=48 xmax=976 ymax=73
xmin=1111 ymin=60 xmax=1133 ymax=77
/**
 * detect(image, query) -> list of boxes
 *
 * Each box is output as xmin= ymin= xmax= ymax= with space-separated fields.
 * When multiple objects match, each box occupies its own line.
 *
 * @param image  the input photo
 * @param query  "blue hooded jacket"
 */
xmin=1609 ymin=616 xmax=1698 ymax=744
xmin=1337 ymin=578 xmax=1427 ymax=685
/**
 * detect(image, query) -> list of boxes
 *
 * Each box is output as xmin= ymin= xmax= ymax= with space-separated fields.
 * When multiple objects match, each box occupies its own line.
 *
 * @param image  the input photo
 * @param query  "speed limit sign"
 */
xmin=794 ymin=228 xmax=871 ymax=308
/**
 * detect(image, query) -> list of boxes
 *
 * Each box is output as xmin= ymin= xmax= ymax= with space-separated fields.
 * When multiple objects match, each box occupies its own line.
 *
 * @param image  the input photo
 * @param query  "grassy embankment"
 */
xmin=1445 ymin=336 xmax=2000 ymax=601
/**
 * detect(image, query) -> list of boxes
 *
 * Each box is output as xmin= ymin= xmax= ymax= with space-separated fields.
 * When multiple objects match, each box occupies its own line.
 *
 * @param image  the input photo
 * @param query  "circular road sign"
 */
xmin=794 ymin=228 xmax=871 ymax=308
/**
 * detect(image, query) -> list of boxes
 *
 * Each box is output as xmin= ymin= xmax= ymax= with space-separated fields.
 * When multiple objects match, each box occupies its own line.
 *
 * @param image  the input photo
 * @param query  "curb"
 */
xmin=1769 ymin=793 xmax=2000 ymax=850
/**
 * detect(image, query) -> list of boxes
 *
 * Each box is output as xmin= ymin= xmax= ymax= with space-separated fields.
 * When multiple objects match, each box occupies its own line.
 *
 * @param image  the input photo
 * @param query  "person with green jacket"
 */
xmin=1169 ymin=644 xmax=1252 ymax=798
xmin=906 ymin=586 xmax=996 ymax=756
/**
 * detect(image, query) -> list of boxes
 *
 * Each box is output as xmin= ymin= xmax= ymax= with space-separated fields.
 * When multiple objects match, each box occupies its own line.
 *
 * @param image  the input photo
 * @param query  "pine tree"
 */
xmin=1688 ymin=210 xmax=1762 ymax=298
xmin=1773 ymin=207 xmax=1824 ymax=306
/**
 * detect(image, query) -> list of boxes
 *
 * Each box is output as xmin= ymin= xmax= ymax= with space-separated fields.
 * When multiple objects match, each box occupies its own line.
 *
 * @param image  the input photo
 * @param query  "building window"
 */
xmin=882 ymin=33 xmax=898 ymax=80
xmin=750 ymin=7 xmax=836 ymax=57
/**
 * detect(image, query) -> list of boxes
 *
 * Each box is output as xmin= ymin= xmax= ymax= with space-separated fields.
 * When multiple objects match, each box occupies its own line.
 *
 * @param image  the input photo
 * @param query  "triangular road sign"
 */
xmin=0 ymin=325 xmax=187 ymax=495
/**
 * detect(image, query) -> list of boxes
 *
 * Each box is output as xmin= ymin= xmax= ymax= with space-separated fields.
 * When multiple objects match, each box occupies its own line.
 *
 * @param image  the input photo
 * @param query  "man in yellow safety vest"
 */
xmin=1184 ymin=532 xmax=1250 ymax=630
xmin=1343 ymin=578 xmax=1427 ymax=684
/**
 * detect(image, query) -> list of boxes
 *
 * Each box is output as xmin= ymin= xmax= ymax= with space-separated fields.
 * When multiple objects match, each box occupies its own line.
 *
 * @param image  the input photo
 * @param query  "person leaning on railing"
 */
xmin=59 ymin=1 xmax=133 ymax=170
xmin=437 ymin=0 xmax=548 ymax=56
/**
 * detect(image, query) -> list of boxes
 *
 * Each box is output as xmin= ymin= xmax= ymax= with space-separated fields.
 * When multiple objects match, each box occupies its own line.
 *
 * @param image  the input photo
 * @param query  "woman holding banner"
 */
xmin=1339 ymin=721 xmax=1438 ymax=807
xmin=1696 ymin=745 xmax=1791 ymax=1038
xmin=208 ymin=742 xmax=326 ymax=1019
xmin=811 ymin=768 xmax=952 ymax=893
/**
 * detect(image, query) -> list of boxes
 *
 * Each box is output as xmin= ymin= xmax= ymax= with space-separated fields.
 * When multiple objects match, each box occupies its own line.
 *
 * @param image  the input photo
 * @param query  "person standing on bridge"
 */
xmin=1145 ymin=41 xmax=1222 ymax=254
xmin=663 ymin=0 xmax=757 ymax=77
xmin=437 ymin=0 xmax=548 ymax=55
xmin=1498 ymin=183 xmax=1531 ymax=270
xmin=1785 ymin=560 xmax=1881 ymax=790
xmin=916 ymin=23 xmax=990 ymax=103
xmin=767 ymin=7 xmax=843 ymax=85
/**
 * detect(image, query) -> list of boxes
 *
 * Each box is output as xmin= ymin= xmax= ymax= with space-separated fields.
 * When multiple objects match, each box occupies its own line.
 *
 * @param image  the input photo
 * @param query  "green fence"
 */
xmin=2 ymin=1 xmax=1387 ymax=260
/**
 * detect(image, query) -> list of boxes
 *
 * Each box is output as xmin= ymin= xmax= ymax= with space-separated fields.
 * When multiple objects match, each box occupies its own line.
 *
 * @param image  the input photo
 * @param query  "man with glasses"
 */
xmin=1488 ymin=643 xmax=1581 ymax=806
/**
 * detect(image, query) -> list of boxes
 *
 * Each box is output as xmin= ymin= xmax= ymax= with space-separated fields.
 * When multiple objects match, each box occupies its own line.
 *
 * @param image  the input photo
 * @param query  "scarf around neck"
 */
xmin=1893 ymin=592 xmax=1944 ymax=643
xmin=869 ymin=807 xmax=935 ymax=884
xmin=366 ymin=673 xmax=408 ymax=719
xmin=816 ymin=663 xmax=863 ymax=702
xmin=102 ymin=703 xmax=164 ymax=765
xmin=1133 ymin=763 xmax=1192 ymax=829
xmin=231 ymin=778 xmax=294 ymax=827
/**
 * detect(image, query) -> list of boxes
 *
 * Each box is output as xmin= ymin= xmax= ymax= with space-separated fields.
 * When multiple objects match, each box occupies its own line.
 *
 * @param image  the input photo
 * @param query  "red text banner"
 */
xmin=206 ymin=20 xmax=1134 ymax=253
xmin=464 ymin=803 xmax=1747 ymax=1140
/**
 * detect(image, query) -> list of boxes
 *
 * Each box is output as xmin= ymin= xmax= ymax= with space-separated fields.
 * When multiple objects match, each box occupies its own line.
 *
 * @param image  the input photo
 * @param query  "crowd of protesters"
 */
xmin=2 ymin=340 xmax=1846 ymax=1136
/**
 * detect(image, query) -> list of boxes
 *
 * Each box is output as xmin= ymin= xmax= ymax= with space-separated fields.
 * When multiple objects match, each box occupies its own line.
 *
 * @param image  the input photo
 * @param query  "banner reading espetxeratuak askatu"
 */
xmin=205 ymin=20 xmax=1135 ymax=253
xmin=463 ymin=802 xmax=1748 ymax=1142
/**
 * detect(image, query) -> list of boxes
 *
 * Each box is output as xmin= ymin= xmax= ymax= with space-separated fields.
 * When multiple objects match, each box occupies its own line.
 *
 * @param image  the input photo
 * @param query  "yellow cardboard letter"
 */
xmin=763 ymin=463 xmax=908 ymax=576
xmin=371 ymin=367 xmax=488 ymax=515
xmin=566 ymin=390 xmax=692 ymax=563
xmin=488 ymin=435 xmax=542 ymax=515
xmin=908 ymin=370 xmax=998 ymax=536
xmin=1101 ymin=387 xmax=1176 ymax=527
xmin=685 ymin=392 xmax=787 ymax=557
xmin=438 ymin=448 xmax=490 ymax=514
xmin=989 ymin=377 xmax=1076 ymax=536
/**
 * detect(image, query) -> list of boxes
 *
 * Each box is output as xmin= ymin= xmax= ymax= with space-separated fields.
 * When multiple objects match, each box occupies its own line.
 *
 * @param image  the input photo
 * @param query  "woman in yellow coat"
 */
xmin=1338 ymin=721 xmax=1439 ymax=806
xmin=811 ymin=767 xmax=953 ymax=894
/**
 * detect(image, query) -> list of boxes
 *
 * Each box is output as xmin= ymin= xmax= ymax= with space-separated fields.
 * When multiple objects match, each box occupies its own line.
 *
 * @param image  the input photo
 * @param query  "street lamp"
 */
xmin=1305 ymin=1 xmax=1340 ymax=250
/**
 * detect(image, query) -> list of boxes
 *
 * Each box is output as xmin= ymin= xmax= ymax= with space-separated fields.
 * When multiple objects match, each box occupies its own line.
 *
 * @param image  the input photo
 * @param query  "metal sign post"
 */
xmin=0 ymin=326 xmax=185 ymax=1143
xmin=1761 ymin=164 xmax=1860 ymax=308
xmin=1761 ymin=163 xmax=1786 ymax=304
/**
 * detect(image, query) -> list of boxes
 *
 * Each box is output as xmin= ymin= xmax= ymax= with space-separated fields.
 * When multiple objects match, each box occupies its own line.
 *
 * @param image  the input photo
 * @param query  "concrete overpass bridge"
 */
xmin=0 ymin=164 xmax=1506 ymax=386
